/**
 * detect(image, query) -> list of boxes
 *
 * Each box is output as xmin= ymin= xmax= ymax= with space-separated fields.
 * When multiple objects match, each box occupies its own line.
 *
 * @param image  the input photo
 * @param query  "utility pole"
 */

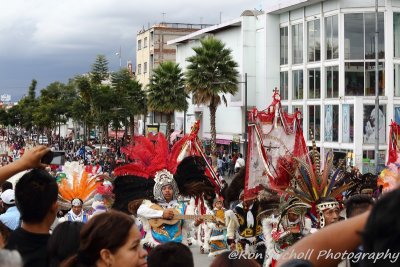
xmin=374 ymin=0 xmax=379 ymax=174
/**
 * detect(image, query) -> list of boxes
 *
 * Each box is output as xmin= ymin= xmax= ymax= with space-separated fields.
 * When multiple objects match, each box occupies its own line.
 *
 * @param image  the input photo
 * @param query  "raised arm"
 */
xmin=277 ymin=211 xmax=370 ymax=267
xmin=0 ymin=145 xmax=50 ymax=183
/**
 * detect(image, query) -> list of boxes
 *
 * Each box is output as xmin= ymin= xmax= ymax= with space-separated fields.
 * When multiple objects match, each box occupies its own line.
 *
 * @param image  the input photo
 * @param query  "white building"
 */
xmin=169 ymin=10 xmax=267 ymax=154
xmin=170 ymin=0 xmax=400 ymax=172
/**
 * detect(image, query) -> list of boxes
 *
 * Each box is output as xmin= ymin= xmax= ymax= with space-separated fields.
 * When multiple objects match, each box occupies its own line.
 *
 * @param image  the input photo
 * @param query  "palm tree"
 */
xmin=185 ymin=36 xmax=239 ymax=154
xmin=147 ymin=61 xmax=188 ymax=141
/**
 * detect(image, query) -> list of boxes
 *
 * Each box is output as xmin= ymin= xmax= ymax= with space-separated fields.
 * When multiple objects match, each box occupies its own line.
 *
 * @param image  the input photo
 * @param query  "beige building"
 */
xmin=136 ymin=22 xmax=212 ymax=88
xmin=136 ymin=22 xmax=212 ymax=135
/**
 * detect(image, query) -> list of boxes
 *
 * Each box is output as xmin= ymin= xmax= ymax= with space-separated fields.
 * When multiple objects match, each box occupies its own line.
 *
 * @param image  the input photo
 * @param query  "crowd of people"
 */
xmin=0 ymin=126 xmax=397 ymax=267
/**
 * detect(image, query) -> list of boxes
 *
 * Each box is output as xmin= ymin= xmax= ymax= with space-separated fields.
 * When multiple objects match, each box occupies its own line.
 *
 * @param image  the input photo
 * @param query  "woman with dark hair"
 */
xmin=62 ymin=211 xmax=147 ymax=267
xmin=47 ymin=221 xmax=84 ymax=267
xmin=210 ymin=251 xmax=261 ymax=267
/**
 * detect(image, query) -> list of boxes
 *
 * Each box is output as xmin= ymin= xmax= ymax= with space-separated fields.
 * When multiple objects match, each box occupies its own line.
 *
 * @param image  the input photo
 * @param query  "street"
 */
xmin=190 ymin=245 xmax=214 ymax=266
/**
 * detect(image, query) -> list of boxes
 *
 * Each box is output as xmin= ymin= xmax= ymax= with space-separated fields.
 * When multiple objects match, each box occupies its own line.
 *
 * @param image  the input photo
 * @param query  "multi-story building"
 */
xmin=170 ymin=0 xmax=400 ymax=172
xmin=136 ymin=22 xmax=212 ymax=133
xmin=169 ymin=10 xmax=265 ymax=154
xmin=265 ymin=0 xmax=400 ymax=173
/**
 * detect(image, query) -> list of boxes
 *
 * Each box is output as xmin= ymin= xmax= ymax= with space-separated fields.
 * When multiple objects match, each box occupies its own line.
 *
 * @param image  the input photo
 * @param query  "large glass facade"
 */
xmin=280 ymin=27 xmax=288 ymax=65
xmin=293 ymin=70 xmax=303 ymax=99
xmin=308 ymin=20 xmax=320 ymax=62
xmin=280 ymin=71 xmax=289 ymax=100
xmin=324 ymin=105 xmax=338 ymax=142
xmin=344 ymin=13 xmax=384 ymax=60
xmin=325 ymin=15 xmax=338 ymax=60
xmin=308 ymin=68 xmax=320 ymax=99
xmin=326 ymin=66 xmax=339 ymax=98
xmin=292 ymin=23 xmax=303 ymax=64
xmin=308 ymin=105 xmax=321 ymax=141
xmin=395 ymin=13 xmax=400 ymax=58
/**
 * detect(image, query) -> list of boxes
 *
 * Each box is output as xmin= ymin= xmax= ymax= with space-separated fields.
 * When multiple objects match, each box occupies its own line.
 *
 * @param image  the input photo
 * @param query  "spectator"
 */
xmin=0 ymin=249 xmax=23 ymax=267
xmin=0 ymin=146 xmax=49 ymax=184
xmin=0 ymin=189 xmax=20 ymax=230
xmin=6 ymin=169 xmax=59 ymax=267
xmin=345 ymin=194 xmax=373 ymax=219
xmin=210 ymin=251 xmax=260 ymax=267
xmin=1 ymin=181 xmax=13 ymax=192
xmin=234 ymin=153 xmax=245 ymax=173
xmin=362 ymin=188 xmax=400 ymax=267
xmin=0 ymin=221 xmax=12 ymax=248
xmin=47 ymin=221 xmax=84 ymax=267
xmin=147 ymin=242 xmax=194 ymax=267
xmin=62 ymin=210 xmax=147 ymax=267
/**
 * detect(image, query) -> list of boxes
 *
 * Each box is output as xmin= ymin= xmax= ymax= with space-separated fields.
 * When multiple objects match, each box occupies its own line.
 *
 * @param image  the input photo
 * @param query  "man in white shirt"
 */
xmin=234 ymin=153 xmax=245 ymax=173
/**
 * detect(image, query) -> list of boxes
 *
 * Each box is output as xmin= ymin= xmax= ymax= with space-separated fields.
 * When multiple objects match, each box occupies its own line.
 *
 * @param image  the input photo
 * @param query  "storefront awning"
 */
xmin=216 ymin=139 xmax=232 ymax=145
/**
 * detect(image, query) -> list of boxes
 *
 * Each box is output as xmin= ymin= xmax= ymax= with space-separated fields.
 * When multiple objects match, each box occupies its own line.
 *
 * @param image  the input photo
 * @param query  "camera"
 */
xmin=41 ymin=151 xmax=66 ymax=165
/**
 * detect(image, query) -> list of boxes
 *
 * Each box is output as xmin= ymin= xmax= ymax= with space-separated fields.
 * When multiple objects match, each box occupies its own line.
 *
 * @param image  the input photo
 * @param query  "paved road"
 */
xmin=190 ymin=245 xmax=214 ymax=267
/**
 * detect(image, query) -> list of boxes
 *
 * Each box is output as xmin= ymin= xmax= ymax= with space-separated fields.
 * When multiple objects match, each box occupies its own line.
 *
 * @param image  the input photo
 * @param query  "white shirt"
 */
xmin=235 ymin=157 xmax=245 ymax=169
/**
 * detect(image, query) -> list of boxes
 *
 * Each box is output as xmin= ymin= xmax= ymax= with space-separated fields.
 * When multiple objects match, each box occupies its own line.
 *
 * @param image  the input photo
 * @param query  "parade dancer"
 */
xmin=263 ymin=195 xmax=311 ymax=266
xmin=206 ymin=197 xmax=229 ymax=257
xmin=111 ymin=133 xmax=218 ymax=250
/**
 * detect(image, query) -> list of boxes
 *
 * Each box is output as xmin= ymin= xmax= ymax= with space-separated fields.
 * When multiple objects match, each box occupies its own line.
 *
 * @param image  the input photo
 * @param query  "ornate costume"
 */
xmin=111 ymin=132 xmax=219 ymax=249
xmin=57 ymin=162 xmax=106 ymax=222
xmin=206 ymin=199 xmax=229 ymax=257
xmin=263 ymin=195 xmax=311 ymax=266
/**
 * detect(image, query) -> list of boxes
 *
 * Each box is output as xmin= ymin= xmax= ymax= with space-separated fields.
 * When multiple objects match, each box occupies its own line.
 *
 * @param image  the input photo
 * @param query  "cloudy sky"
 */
xmin=0 ymin=0 xmax=263 ymax=101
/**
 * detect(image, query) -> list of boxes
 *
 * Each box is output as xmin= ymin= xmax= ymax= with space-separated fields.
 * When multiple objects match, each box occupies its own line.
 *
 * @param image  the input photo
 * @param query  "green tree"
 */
xmin=147 ymin=61 xmax=188 ymax=140
xmin=34 ymin=82 xmax=76 ymax=140
xmin=18 ymin=80 xmax=38 ymax=133
xmin=185 ymin=36 xmax=239 ymax=154
xmin=90 ymin=55 xmax=109 ymax=85
xmin=111 ymin=69 xmax=147 ymax=140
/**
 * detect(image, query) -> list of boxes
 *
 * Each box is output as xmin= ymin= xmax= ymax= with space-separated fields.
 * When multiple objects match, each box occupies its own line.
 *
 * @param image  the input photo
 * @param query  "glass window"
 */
xmin=144 ymin=62 xmax=147 ymax=73
xmin=280 ymin=27 xmax=288 ymax=65
xmin=308 ymin=68 xmax=321 ymax=99
xmin=365 ymin=62 xmax=385 ymax=96
xmin=308 ymin=20 xmax=321 ymax=62
xmin=395 ymin=13 xmax=400 ymax=58
xmin=363 ymin=105 xmax=386 ymax=144
xmin=325 ymin=105 xmax=339 ymax=142
xmin=394 ymin=106 xmax=400 ymax=124
xmin=344 ymin=14 xmax=363 ymax=60
xmin=138 ymin=40 xmax=142 ymax=50
xmin=137 ymin=64 xmax=141 ymax=75
xmin=292 ymin=23 xmax=303 ymax=64
xmin=345 ymin=13 xmax=385 ymax=60
xmin=362 ymin=150 xmax=386 ymax=173
xmin=395 ymin=64 xmax=400 ymax=96
xmin=326 ymin=66 xmax=339 ymax=98
xmin=342 ymin=104 xmax=354 ymax=143
xmin=280 ymin=71 xmax=288 ymax=100
xmin=308 ymin=105 xmax=321 ymax=141
xmin=345 ymin=62 xmax=364 ymax=96
xmin=293 ymin=70 xmax=303 ymax=99
xmin=144 ymin=37 xmax=148 ymax=48
xmin=150 ymin=31 xmax=154 ymax=45
xmin=325 ymin=15 xmax=338 ymax=60
xmin=364 ymin=13 xmax=385 ymax=59
xmin=281 ymin=105 xmax=289 ymax=112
